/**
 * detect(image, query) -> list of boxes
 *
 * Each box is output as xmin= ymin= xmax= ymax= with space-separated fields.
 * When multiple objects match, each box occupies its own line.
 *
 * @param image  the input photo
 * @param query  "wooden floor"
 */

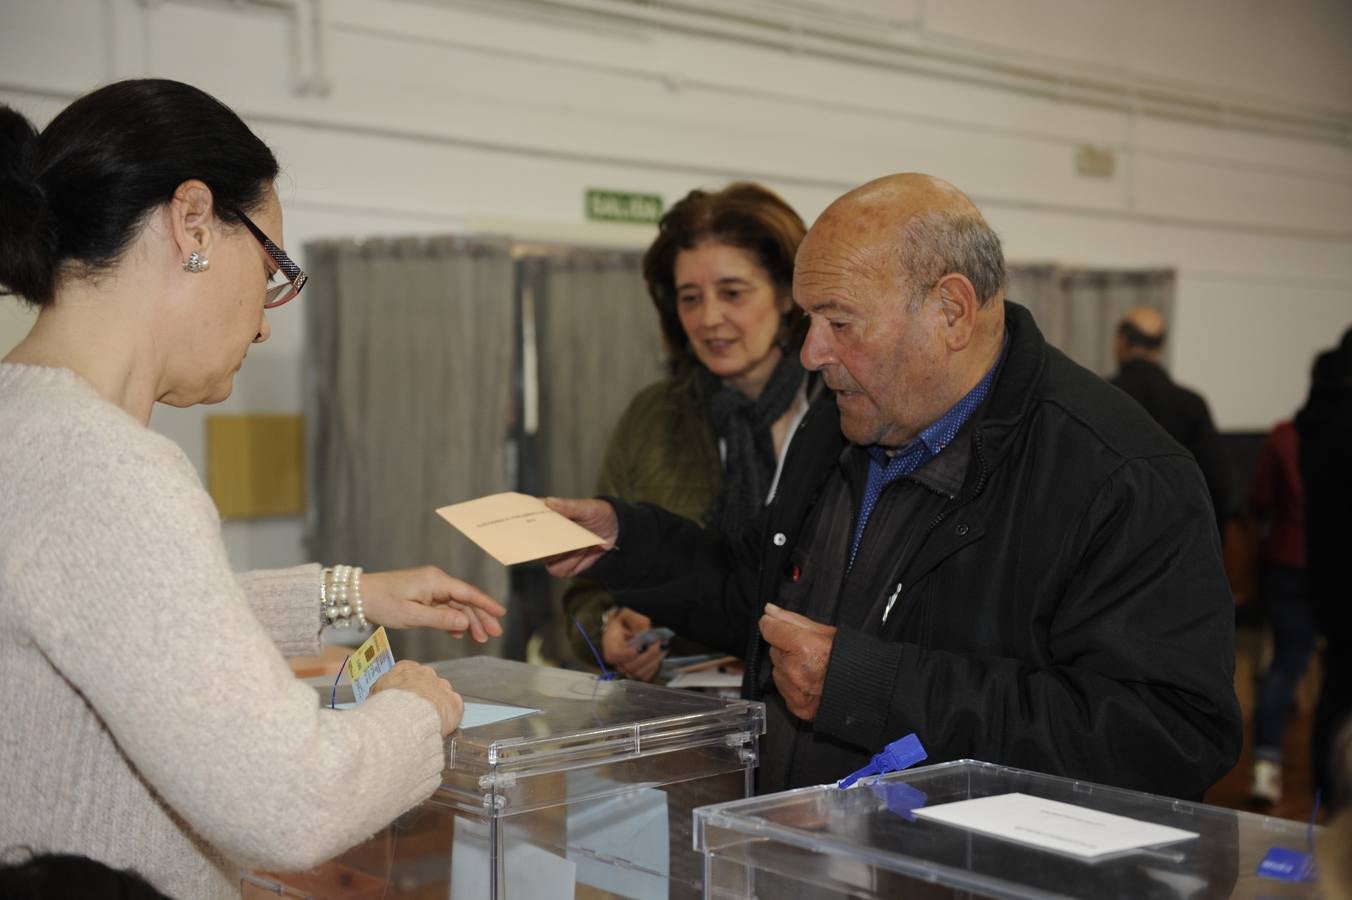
xmin=1204 ymin=625 xmax=1321 ymax=825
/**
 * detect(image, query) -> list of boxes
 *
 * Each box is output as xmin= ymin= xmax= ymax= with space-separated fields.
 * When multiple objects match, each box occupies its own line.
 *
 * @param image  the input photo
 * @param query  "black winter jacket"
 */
xmin=590 ymin=303 xmax=1242 ymax=799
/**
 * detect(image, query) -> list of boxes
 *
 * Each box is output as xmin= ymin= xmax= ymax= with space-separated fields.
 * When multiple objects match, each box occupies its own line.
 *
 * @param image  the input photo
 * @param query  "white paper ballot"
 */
xmin=665 ymin=670 xmax=743 ymax=690
xmin=458 ymin=701 xmax=540 ymax=730
xmin=452 ymin=817 xmax=575 ymax=900
xmin=566 ymin=780 xmax=669 ymax=898
xmin=912 ymin=793 xmax=1198 ymax=860
xmin=329 ymin=699 xmax=539 ymax=730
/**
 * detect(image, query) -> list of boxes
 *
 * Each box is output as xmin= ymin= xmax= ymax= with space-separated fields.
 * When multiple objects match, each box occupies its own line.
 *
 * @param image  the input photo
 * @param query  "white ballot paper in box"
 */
xmin=912 ymin=793 xmax=1198 ymax=860
xmin=451 ymin=817 xmax=575 ymax=900
xmin=566 ymin=781 xmax=669 ymax=898
xmin=436 ymin=492 xmax=607 ymax=566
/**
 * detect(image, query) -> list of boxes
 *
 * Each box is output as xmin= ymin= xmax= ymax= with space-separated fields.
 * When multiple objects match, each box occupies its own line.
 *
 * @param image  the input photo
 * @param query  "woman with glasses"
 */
xmin=0 ymin=79 xmax=504 ymax=899
xmin=564 ymin=183 xmax=817 ymax=681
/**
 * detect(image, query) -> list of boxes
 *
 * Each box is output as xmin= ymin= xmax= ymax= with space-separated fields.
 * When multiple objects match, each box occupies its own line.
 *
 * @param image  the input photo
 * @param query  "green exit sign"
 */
xmin=586 ymin=189 xmax=663 ymax=224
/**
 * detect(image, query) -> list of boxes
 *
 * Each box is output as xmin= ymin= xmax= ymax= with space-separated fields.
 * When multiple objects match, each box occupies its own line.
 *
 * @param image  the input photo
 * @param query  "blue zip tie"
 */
xmin=330 ymin=654 xmax=351 ymax=709
xmin=573 ymin=616 xmax=617 ymax=681
xmin=1309 ymin=789 xmax=1320 ymax=853
xmin=838 ymin=733 xmax=927 ymax=788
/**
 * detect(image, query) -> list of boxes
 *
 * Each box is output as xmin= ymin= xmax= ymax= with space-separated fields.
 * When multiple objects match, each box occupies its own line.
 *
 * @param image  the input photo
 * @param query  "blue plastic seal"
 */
xmin=1257 ymin=847 xmax=1316 ymax=883
xmin=870 ymin=781 xmax=928 ymax=820
xmin=838 ymin=733 xmax=928 ymax=788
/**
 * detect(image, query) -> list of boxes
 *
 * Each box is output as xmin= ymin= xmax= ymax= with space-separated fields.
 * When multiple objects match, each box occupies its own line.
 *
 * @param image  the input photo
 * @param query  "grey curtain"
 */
xmin=518 ymin=250 xmax=663 ymax=665
xmin=1007 ymin=265 xmax=1176 ymax=374
xmin=528 ymin=251 xmax=665 ymax=498
xmin=304 ymin=236 xmax=515 ymax=662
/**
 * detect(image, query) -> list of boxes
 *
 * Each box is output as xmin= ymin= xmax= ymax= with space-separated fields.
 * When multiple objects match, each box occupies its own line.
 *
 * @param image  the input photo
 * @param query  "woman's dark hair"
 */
xmin=0 ymin=78 xmax=279 ymax=307
xmin=0 ymin=849 xmax=172 ymax=899
xmin=642 ymin=182 xmax=807 ymax=362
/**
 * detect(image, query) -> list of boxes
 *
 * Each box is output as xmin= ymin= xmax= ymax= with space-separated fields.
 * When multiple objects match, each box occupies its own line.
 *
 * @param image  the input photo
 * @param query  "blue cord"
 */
xmin=573 ymin=616 xmax=617 ymax=680
xmin=1309 ymin=789 xmax=1320 ymax=853
xmin=330 ymin=654 xmax=351 ymax=709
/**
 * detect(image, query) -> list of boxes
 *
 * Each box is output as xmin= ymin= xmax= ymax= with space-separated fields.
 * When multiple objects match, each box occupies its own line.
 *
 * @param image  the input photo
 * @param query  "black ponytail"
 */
xmin=0 ymin=108 xmax=58 ymax=305
xmin=0 ymin=79 xmax=279 ymax=307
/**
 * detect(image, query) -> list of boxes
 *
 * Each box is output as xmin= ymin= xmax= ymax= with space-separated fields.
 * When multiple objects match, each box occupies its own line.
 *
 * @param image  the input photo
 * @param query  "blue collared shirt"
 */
xmin=848 ymin=342 xmax=1006 ymax=566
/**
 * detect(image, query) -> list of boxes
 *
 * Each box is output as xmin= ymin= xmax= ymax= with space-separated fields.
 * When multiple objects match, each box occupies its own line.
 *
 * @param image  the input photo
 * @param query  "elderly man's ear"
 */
xmin=934 ymin=273 xmax=980 ymax=351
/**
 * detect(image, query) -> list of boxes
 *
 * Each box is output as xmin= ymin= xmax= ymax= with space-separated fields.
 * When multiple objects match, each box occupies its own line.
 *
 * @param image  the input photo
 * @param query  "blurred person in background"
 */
xmin=1242 ymin=362 xmax=1319 ymax=808
xmin=1296 ymin=326 xmax=1352 ymax=811
xmin=1110 ymin=305 xmax=1231 ymax=535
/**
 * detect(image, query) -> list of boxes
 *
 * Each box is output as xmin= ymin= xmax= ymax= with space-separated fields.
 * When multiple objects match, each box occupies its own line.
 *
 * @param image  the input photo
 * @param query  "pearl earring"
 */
xmin=182 ymin=251 xmax=210 ymax=273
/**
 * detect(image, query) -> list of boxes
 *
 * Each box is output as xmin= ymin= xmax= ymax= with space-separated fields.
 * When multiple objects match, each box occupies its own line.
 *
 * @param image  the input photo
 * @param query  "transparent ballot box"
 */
xmin=247 ymin=657 xmax=765 ymax=899
xmin=694 ymin=760 xmax=1323 ymax=899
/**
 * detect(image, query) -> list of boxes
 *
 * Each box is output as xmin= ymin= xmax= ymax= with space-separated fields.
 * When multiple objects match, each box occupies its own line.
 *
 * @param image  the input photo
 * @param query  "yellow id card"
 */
xmin=346 ymin=626 xmax=395 ymax=704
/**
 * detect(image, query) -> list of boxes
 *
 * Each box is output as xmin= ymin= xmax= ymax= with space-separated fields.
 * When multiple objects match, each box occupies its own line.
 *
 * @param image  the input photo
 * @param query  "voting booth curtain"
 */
xmin=516 ymin=250 xmax=664 ymax=663
xmin=304 ymin=238 xmax=658 ymax=663
xmin=303 ymin=236 xmax=516 ymax=662
xmin=1007 ymin=266 xmax=1176 ymax=375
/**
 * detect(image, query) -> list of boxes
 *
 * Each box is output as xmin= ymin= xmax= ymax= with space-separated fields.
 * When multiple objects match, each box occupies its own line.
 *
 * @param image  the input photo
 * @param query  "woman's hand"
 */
xmin=360 ymin=566 xmax=506 ymax=643
xmin=371 ymin=659 xmax=465 ymax=736
xmin=600 ymin=607 xmax=667 ymax=682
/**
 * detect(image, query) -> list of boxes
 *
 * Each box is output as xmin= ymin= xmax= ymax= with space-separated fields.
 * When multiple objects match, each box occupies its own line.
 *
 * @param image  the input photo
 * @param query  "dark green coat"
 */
xmin=563 ymin=366 xmax=724 ymax=670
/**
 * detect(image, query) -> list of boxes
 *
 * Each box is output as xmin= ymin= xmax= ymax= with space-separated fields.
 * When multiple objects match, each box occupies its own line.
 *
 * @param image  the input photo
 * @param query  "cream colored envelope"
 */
xmin=436 ymin=492 xmax=607 ymax=566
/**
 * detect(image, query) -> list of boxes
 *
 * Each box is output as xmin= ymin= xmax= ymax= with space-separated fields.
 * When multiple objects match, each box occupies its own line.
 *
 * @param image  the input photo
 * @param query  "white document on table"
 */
xmin=665 ymin=670 xmax=743 ymax=690
xmin=328 ymin=700 xmax=539 ymax=730
xmin=458 ymin=701 xmax=540 ymax=730
xmin=912 ymin=792 xmax=1198 ymax=860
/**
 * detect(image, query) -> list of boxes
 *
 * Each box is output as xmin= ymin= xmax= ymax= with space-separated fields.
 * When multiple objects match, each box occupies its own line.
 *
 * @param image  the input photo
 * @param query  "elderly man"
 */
xmin=548 ymin=174 xmax=1241 ymax=799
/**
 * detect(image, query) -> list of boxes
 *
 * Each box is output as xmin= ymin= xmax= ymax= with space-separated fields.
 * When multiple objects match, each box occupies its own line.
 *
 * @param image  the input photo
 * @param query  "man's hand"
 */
xmin=759 ymin=603 xmax=837 ymax=722
xmin=600 ymin=607 xmax=667 ymax=682
xmin=361 ymin=566 xmax=506 ymax=643
xmin=542 ymin=497 xmax=618 ymax=578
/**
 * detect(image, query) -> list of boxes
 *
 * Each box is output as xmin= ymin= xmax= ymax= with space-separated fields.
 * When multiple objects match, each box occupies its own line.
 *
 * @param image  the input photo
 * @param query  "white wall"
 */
xmin=2 ymin=0 xmax=1350 ymax=567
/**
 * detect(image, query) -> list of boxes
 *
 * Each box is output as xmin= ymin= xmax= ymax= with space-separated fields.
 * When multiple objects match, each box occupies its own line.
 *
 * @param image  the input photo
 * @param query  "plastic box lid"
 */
xmin=694 ymin=759 xmax=1322 ymax=899
xmin=321 ymin=657 xmax=764 ymax=814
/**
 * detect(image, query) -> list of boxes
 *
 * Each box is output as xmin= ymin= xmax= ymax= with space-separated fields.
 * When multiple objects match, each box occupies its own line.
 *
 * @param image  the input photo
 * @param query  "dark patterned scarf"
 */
xmin=697 ymin=350 xmax=804 ymax=540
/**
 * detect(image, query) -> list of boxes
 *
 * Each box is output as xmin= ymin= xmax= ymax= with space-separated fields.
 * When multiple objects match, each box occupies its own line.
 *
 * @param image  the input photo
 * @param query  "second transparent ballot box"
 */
xmin=694 ymin=759 xmax=1323 ymax=899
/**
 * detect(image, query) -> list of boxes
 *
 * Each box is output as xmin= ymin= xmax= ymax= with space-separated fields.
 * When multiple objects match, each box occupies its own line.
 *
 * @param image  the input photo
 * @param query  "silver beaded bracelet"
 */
xmin=320 ymin=565 xmax=366 ymax=630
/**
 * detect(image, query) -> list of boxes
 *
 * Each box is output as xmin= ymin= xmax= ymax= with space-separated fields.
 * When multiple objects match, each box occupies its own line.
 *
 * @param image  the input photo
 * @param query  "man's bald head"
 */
xmin=793 ymin=173 xmax=1008 ymax=449
xmin=802 ymin=173 xmax=1005 ymax=310
xmin=1116 ymin=305 xmax=1167 ymax=363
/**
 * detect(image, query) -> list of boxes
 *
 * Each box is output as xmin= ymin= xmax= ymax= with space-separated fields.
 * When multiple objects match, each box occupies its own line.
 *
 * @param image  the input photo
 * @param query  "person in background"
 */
xmin=1296 ymin=326 xmax=1352 ymax=811
xmin=0 ymin=80 xmax=504 ymax=900
xmin=1110 ymin=305 xmax=1231 ymax=534
xmin=563 ymin=183 xmax=817 ymax=680
xmin=1243 ymin=381 xmax=1316 ymax=808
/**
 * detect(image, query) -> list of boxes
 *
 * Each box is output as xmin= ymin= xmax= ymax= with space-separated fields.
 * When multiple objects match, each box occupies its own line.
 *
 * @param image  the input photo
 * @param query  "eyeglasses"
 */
xmin=231 ymin=207 xmax=309 ymax=309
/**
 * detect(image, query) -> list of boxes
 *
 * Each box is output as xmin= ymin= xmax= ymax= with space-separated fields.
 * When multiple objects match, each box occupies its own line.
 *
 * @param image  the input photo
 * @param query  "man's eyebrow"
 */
xmin=803 ymin=299 xmax=854 ymax=315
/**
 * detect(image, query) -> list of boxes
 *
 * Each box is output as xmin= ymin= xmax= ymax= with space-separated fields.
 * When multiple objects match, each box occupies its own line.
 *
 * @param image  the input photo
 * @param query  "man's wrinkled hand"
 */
xmin=541 ymin=497 xmax=618 ymax=578
xmin=759 ymin=603 xmax=837 ymax=722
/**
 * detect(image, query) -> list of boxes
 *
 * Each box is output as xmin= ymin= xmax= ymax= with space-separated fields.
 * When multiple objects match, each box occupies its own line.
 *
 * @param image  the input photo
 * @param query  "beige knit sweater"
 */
xmin=0 ymin=364 xmax=446 ymax=899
